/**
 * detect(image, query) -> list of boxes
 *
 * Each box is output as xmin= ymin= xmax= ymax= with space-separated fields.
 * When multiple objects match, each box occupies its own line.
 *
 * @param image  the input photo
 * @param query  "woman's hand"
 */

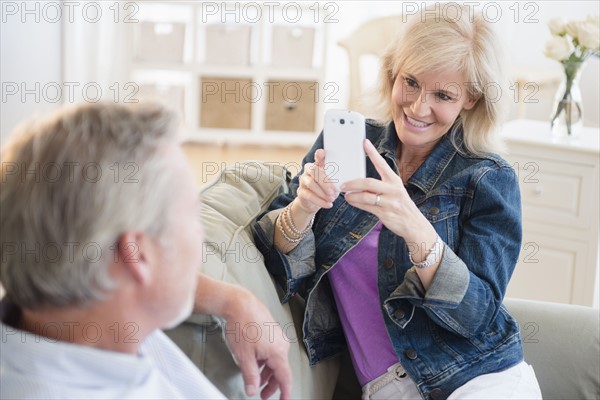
xmin=341 ymin=139 xmax=432 ymax=243
xmin=274 ymin=149 xmax=339 ymax=253
xmin=295 ymin=149 xmax=339 ymax=215
xmin=342 ymin=139 xmax=441 ymax=289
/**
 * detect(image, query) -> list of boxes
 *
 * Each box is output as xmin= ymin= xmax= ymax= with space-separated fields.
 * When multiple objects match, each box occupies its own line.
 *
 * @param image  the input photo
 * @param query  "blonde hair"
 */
xmin=1 ymin=102 xmax=181 ymax=309
xmin=375 ymin=4 xmax=509 ymax=155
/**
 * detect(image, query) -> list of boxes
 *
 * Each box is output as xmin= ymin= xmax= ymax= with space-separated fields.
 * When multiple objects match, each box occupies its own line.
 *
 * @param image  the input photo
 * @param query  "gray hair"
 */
xmin=375 ymin=4 xmax=510 ymax=155
xmin=1 ymin=102 xmax=181 ymax=309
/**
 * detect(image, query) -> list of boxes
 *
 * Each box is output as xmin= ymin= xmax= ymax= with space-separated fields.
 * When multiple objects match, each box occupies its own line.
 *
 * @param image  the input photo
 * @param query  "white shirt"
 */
xmin=0 ymin=321 xmax=226 ymax=399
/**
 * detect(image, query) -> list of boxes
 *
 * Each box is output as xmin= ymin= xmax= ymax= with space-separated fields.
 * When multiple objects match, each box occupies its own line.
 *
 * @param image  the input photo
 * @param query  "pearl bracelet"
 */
xmin=278 ymin=203 xmax=315 ymax=243
xmin=285 ymin=203 xmax=314 ymax=236
xmin=278 ymin=219 xmax=304 ymax=243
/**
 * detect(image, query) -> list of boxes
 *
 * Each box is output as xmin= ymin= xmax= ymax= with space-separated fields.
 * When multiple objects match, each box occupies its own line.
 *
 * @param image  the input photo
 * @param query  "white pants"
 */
xmin=362 ymin=361 xmax=542 ymax=400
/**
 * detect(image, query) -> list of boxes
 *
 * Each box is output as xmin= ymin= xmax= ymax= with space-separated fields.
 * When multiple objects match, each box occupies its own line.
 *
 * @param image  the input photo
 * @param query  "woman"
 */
xmin=254 ymin=5 xmax=542 ymax=399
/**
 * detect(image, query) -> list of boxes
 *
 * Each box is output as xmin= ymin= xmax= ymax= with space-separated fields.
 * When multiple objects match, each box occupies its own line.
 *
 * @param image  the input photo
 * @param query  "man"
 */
xmin=0 ymin=102 xmax=291 ymax=399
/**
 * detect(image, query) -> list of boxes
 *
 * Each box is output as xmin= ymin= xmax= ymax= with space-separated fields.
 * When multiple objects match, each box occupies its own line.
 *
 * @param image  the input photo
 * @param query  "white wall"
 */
xmin=0 ymin=4 xmax=62 ymax=146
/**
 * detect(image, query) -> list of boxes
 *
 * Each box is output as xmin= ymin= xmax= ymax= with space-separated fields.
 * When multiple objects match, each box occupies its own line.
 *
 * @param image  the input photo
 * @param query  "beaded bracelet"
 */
xmin=284 ymin=203 xmax=315 ymax=236
xmin=278 ymin=217 xmax=304 ymax=243
xmin=278 ymin=203 xmax=315 ymax=243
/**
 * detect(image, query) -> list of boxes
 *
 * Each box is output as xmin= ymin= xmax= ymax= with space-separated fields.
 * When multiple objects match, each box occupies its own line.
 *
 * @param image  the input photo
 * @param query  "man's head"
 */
xmin=1 ymin=102 xmax=202 ymax=329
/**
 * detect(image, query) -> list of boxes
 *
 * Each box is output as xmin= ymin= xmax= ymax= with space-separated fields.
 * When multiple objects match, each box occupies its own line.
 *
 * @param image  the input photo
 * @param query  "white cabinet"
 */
xmin=502 ymin=119 xmax=600 ymax=307
xmin=127 ymin=1 xmax=329 ymax=147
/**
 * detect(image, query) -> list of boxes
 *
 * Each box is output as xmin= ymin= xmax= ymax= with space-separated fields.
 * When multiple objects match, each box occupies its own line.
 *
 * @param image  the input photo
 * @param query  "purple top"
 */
xmin=327 ymin=222 xmax=399 ymax=386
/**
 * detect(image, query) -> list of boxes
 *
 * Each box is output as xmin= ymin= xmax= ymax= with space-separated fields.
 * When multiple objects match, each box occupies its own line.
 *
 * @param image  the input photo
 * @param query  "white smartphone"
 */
xmin=323 ymin=109 xmax=366 ymax=192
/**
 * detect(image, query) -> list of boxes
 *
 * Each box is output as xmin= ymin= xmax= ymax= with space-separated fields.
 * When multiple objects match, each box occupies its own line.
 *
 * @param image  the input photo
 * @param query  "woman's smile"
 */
xmin=403 ymin=112 xmax=433 ymax=130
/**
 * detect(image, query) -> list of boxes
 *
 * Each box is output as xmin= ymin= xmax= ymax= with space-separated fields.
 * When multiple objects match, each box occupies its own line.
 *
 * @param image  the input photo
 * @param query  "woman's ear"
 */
xmin=116 ymin=231 xmax=153 ymax=285
xmin=463 ymin=94 xmax=480 ymax=111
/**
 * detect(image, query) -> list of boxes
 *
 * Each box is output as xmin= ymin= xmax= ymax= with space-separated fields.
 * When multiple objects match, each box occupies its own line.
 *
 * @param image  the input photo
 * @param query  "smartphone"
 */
xmin=323 ymin=109 xmax=366 ymax=192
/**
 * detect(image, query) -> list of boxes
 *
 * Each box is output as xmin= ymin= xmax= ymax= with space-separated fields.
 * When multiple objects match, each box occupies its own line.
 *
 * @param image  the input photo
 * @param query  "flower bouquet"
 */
xmin=544 ymin=15 xmax=599 ymax=136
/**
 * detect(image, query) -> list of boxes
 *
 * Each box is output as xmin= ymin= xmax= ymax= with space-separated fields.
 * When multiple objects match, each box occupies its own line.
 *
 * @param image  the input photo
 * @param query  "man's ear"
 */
xmin=116 ymin=231 xmax=154 ymax=285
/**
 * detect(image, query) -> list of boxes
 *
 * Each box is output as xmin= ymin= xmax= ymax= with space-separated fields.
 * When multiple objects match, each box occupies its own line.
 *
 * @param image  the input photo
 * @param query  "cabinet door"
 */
xmin=135 ymin=22 xmax=186 ymax=63
xmin=271 ymin=26 xmax=315 ymax=68
xmin=264 ymin=80 xmax=316 ymax=132
xmin=506 ymin=230 xmax=589 ymax=305
xmin=205 ymin=25 xmax=252 ymax=66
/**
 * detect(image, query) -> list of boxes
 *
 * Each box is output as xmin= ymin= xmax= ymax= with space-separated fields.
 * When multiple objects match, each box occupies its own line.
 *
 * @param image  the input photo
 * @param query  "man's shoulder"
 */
xmin=0 ymin=324 xmax=225 ymax=400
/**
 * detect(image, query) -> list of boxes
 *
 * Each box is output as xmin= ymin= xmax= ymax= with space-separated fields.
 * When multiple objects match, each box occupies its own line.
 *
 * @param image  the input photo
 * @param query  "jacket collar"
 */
xmin=374 ymin=120 xmax=461 ymax=194
xmin=374 ymin=120 xmax=400 ymax=162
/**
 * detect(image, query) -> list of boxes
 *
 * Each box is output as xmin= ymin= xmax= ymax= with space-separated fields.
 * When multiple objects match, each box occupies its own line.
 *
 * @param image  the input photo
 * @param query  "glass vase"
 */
xmin=550 ymin=62 xmax=584 ymax=138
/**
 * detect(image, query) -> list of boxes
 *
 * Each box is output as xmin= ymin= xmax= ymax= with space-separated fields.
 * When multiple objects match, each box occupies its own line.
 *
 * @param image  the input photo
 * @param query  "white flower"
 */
xmin=564 ymin=20 xmax=580 ymax=38
xmin=547 ymin=17 xmax=566 ymax=35
xmin=577 ymin=21 xmax=600 ymax=50
xmin=544 ymin=35 xmax=572 ymax=61
xmin=586 ymin=14 xmax=599 ymax=26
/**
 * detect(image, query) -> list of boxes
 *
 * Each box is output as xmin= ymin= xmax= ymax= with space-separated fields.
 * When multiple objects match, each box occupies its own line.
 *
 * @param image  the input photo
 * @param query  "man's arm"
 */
xmin=194 ymin=274 xmax=292 ymax=400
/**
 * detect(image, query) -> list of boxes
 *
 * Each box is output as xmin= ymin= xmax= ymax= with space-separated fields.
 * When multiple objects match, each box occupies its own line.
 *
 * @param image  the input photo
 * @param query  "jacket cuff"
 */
xmin=424 ymin=245 xmax=470 ymax=306
xmin=390 ymin=244 xmax=470 ymax=307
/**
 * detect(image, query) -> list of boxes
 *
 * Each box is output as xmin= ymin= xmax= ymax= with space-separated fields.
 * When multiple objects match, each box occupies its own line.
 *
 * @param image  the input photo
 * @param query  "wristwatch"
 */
xmin=409 ymin=235 xmax=444 ymax=269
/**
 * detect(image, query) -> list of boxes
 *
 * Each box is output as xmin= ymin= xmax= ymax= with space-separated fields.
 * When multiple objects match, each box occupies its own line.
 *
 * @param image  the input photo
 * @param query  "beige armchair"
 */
xmin=166 ymin=161 xmax=600 ymax=399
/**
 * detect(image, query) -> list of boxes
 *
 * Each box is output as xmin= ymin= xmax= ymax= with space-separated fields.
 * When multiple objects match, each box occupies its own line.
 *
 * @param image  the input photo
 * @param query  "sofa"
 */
xmin=165 ymin=161 xmax=600 ymax=400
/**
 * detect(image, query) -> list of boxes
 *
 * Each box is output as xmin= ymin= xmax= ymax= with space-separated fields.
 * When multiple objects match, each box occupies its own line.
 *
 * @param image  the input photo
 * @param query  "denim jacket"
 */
xmin=253 ymin=120 xmax=524 ymax=400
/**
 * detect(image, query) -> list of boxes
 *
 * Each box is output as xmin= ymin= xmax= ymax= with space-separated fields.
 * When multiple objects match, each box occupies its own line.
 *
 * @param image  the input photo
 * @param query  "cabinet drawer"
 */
xmin=510 ymin=155 xmax=595 ymax=230
xmin=506 ymin=231 xmax=589 ymax=305
xmin=199 ymin=77 xmax=252 ymax=130
xmin=264 ymin=80 xmax=316 ymax=132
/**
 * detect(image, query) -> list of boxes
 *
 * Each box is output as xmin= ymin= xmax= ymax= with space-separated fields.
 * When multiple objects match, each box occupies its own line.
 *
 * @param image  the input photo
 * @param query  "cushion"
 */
xmin=504 ymin=298 xmax=600 ymax=399
xmin=165 ymin=161 xmax=339 ymax=399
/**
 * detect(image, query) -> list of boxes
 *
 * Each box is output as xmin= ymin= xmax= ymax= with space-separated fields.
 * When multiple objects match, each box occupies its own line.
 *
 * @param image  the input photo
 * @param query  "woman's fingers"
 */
xmin=311 ymin=150 xmax=337 ymax=196
xmin=363 ymin=139 xmax=401 ymax=182
xmin=303 ymin=164 xmax=336 ymax=200
xmin=344 ymin=189 xmax=384 ymax=208
xmin=297 ymin=187 xmax=333 ymax=211
xmin=314 ymin=148 xmax=326 ymax=167
xmin=341 ymin=140 xmax=409 ymax=198
xmin=340 ymin=177 xmax=385 ymax=194
xmin=296 ymin=155 xmax=339 ymax=213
